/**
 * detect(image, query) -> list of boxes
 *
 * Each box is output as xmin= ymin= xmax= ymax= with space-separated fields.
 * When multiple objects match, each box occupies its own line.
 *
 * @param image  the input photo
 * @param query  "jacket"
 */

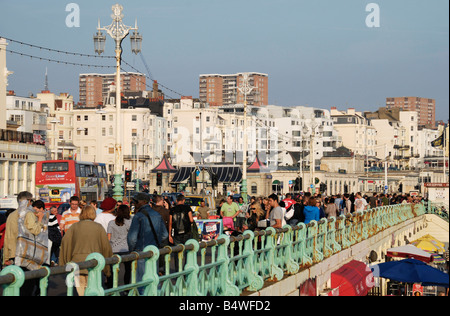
xmin=303 ymin=206 xmax=320 ymax=224
xmin=127 ymin=204 xmax=168 ymax=252
xmin=59 ymin=219 xmax=113 ymax=276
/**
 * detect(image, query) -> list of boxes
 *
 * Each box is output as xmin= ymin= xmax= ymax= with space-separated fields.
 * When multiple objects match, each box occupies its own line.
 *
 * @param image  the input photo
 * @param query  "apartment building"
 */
xmin=79 ymin=72 xmax=146 ymax=107
xmin=73 ymin=85 xmax=166 ymax=179
xmin=199 ymin=72 xmax=268 ymax=107
xmin=386 ymin=96 xmax=435 ymax=128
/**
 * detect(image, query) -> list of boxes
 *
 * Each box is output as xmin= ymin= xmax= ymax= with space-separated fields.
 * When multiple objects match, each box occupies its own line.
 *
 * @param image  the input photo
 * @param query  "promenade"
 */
xmin=1 ymin=200 xmax=448 ymax=296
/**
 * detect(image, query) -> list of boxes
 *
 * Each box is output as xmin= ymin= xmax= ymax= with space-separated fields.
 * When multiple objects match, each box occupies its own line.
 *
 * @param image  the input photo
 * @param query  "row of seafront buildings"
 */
xmin=2 ymin=87 xmax=448 ymax=198
xmin=1 ymin=37 xmax=448 ymax=198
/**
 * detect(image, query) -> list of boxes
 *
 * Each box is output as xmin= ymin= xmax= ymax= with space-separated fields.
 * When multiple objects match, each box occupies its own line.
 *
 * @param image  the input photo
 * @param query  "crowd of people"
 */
xmin=215 ymin=191 xmax=427 ymax=234
xmin=0 ymin=189 xmax=426 ymax=296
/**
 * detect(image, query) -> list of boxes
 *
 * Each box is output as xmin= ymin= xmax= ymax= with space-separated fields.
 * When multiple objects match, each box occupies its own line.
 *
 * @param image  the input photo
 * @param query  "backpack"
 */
xmin=172 ymin=211 xmax=186 ymax=235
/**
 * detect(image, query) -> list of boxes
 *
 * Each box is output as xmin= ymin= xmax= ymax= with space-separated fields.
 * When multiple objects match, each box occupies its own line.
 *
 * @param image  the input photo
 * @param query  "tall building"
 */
xmin=386 ymin=97 xmax=435 ymax=128
xmin=79 ymin=72 xmax=146 ymax=107
xmin=199 ymin=72 xmax=268 ymax=107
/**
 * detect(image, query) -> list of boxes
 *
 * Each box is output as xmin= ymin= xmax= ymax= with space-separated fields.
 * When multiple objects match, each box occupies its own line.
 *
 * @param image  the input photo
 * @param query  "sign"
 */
xmin=384 ymin=185 xmax=388 ymax=190
xmin=424 ymin=183 xmax=449 ymax=188
xmin=310 ymin=184 xmax=314 ymax=189
xmin=412 ymin=284 xmax=423 ymax=296
xmin=195 ymin=220 xmax=223 ymax=242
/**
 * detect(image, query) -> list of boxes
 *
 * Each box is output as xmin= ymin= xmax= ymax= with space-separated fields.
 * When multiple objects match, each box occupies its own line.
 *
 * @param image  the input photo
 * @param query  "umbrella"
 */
xmin=411 ymin=234 xmax=446 ymax=253
xmin=371 ymin=259 xmax=449 ymax=287
xmin=386 ymin=244 xmax=433 ymax=263
xmin=423 ymin=250 xmax=446 ymax=263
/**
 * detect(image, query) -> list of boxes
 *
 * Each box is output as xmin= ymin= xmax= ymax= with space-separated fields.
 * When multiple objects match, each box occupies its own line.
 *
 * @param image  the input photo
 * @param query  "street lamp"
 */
xmin=238 ymin=73 xmax=255 ymax=204
xmin=94 ymin=4 xmax=142 ymax=201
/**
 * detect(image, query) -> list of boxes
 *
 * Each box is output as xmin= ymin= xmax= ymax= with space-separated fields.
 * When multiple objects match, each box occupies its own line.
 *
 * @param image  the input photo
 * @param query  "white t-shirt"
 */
xmin=94 ymin=212 xmax=116 ymax=232
xmin=354 ymin=198 xmax=368 ymax=212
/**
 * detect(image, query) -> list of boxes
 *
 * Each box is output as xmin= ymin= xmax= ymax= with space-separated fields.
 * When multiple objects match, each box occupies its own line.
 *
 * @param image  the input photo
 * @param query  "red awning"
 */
xmin=329 ymin=260 xmax=374 ymax=296
xmin=386 ymin=244 xmax=433 ymax=263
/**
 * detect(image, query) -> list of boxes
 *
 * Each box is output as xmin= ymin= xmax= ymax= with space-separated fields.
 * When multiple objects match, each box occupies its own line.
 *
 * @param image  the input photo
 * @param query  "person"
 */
xmin=59 ymin=205 xmax=113 ymax=296
xmin=268 ymin=194 xmax=284 ymax=229
xmin=282 ymin=193 xmax=295 ymax=210
xmin=287 ymin=196 xmax=305 ymax=226
xmin=369 ymin=193 xmax=378 ymax=209
xmin=89 ymin=200 xmax=102 ymax=215
xmin=48 ymin=205 xmax=62 ymax=266
xmin=316 ymin=199 xmax=326 ymax=219
xmin=343 ymin=194 xmax=352 ymax=216
xmin=4 ymin=194 xmax=49 ymax=296
xmin=60 ymin=196 xmax=81 ymax=234
xmin=220 ymin=195 xmax=239 ymax=230
xmin=354 ymin=192 xmax=368 ymax=212
xmin=245 ymin=202 xmax=265 ymax=231
xmin=197 ymin=200 xmax=210 ymax=220
xmin=95 ymin=197 xmax=117 ymax=232
xmin=127 ymin=193 xmax=168 ymax=288
xmin=152 ymin=195 xmax=170 ymax=233
xmin=303 ymin=198 xmax=320 ymax=224
xmin=107 ymin=204 xmax=132 ymax=287
xmin=163 ymin=198 xmax=171 ymax=210
xmin=325 ymin=197 xmax=338 ymax=218
xmin=169 ymin=195 xmax=194 ymax=246
xmin=216 ymin=199 xmax=225 ymax=218
xmin=235 ymin=197 xmax=247 ymax=232
xmin=380 ymin=193 xmax=389 ymax=206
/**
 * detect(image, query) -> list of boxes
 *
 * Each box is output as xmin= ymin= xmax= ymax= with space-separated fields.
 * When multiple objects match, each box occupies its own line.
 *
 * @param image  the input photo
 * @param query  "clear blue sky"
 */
xmin=1 ymin=0 xmax=448 ymax=120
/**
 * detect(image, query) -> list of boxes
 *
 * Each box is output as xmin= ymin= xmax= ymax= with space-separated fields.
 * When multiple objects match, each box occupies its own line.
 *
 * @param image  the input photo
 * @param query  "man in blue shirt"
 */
xmin=127 ymin=192 xmax=168 ymax=289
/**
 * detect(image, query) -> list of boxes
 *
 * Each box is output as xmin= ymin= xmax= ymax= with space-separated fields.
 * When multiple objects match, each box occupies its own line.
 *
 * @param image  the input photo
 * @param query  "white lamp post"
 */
xmin=238 ymin=73 xmax=255 ymax=204
xmin=94 ymin=4 xmax=142 ymax=201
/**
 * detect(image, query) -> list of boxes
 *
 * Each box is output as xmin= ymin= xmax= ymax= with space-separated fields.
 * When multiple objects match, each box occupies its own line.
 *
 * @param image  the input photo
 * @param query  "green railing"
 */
xmin=0 ymin=202 xmax=438 ymax=296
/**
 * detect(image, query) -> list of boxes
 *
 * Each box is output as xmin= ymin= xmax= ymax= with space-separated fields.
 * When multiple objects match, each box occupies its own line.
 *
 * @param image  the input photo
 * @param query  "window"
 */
xmin=42 ymin=162 xmax=69 ymax=172
xmin=132 ymin=115 xmax=137 ymax=121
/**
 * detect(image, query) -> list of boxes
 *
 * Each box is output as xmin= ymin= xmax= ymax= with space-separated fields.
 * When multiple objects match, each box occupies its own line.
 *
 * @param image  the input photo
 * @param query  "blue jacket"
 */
xmin=303 ymin=205 xmax=320 ymax=224
xmin=127 ymin=204 xmax=168 ymax=252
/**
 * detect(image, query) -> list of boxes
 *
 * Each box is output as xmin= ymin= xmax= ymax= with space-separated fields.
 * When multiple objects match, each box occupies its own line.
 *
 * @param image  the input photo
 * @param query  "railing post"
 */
xmin=184 ymin=240 xmax=201 ymax=296
xmin=0 ymin=265 xmax=25 ymax=296
xmin=141 ymin=245 xmax=160 ymax=296
xmin=297 ymin=223 xmax=312 ymax=268
xmin=242 ymin=230 xmax=264 ymax=292
xmin=217 ymin=234 xmax=240 ymax=296
xmin=39 ymin=266 xmax=51 ymax=296
xmin=265 ymin=227 xmax=284 ymax=282
xmin=84 ymin=253 xmax=106 ymax=296
xmin=281 ymin=225 xmax=300 ymax=275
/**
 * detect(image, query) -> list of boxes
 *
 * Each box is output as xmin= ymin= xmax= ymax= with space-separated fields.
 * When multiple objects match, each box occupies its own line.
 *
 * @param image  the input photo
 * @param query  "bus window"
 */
xmin=42 ymin=162 xmax=69 ymax=172
xmin=102 ymin=166 xmax=107 ymax=179
xmin=75 ymin=163 xmax=81 ymax=177
xmin=79 ymin=164 xmax=86 ymax=177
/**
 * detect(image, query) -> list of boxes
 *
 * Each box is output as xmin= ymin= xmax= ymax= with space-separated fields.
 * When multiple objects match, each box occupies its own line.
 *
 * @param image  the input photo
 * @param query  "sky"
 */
xmin=1 ymin=0 xmax=449 ymax=120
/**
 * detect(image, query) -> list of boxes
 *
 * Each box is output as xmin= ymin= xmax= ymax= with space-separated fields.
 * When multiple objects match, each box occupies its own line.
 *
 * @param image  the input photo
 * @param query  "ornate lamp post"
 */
xmin=94 ymin=4 xmax=142 ymax=200
xmin=238 ymin=73 xmax=255 ymax=204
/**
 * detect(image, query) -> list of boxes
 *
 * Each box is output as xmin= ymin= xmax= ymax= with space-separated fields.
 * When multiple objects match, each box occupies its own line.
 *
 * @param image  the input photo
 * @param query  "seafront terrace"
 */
xmin=0 ymin=201 xmax=448 ymax=296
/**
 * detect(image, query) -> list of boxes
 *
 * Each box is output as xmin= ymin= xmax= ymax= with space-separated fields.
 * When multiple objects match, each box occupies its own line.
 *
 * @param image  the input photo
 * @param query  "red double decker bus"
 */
xmin=35 ymin=160 xmax=109 ymax=208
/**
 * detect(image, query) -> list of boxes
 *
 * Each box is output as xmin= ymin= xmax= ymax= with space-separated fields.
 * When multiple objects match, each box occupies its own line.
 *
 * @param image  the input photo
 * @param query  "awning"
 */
xmin=329 ymin=260 xmax=374 ymax=296
xmin=247 ymin=155 xmax=269 ymax=173
xmin=210 ymin=166 xmax=242 ymax=183
xmin=171 ymin=166 xmax=243 ymax=184
xmin=171 ymin=167 xmax=195 ymax=184
xmin=152 ymin=153 xmax=177 ymax=173
xmin=386 ymin=244 xmax=433 ymax=263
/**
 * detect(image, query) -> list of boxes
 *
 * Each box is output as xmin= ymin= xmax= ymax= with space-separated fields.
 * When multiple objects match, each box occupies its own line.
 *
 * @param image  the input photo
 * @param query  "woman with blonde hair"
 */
xmin=59 ymin=205 xmax=113 ymax=296
xmin=245 ymin=202 xmax=265 ymax=231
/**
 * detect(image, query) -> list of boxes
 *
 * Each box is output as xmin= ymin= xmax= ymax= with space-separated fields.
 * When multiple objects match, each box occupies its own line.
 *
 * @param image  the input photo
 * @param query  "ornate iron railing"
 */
xmin=0 ymin=201 xmax=440 ymax=296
